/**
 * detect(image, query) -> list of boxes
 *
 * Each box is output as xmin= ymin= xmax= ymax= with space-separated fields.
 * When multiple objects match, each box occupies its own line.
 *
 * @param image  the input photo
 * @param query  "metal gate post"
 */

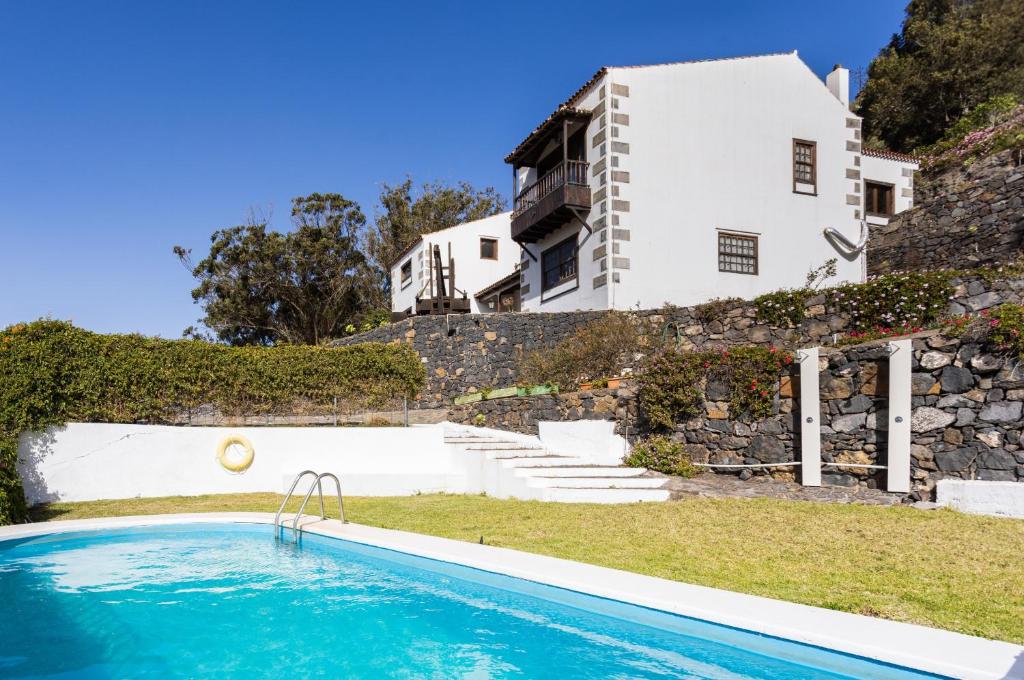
xmin=887 ymin=339 xmax=912 ymax=493
xmin=797 ymin=347 xmax=821 ymax=487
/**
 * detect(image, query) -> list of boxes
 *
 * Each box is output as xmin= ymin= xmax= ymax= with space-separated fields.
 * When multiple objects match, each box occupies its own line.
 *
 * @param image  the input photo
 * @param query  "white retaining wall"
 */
xmin=17 ymin=423 xmax=464 ymax=505
xmin=936 ymin=479 xmax=1024 ymax=519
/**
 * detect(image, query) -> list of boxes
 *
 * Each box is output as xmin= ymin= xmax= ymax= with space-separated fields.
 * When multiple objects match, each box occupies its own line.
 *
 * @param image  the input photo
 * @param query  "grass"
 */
xmin=29 ymin=493 xmax=1024 ymax=644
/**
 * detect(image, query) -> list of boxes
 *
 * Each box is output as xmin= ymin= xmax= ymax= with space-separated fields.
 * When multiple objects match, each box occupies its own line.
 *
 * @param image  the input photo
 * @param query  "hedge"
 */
xmin=0 ymin=320 xmax=425 ymax=525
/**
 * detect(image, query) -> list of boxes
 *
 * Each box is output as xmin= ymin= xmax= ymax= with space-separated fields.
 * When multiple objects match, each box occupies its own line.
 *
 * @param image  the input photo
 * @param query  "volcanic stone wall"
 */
xmin=337 ymin=273 xmax=1021 ymax=408
xmin=868 ymin=149 xmax=1024 ymax=274
xmin=449 ymin=331 xmax=1024 ymax=500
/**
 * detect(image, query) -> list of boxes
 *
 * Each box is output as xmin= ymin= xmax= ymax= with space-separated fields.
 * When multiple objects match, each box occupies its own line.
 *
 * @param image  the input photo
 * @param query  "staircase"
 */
xmin=443 ymin=423 xmax=670 ymax=503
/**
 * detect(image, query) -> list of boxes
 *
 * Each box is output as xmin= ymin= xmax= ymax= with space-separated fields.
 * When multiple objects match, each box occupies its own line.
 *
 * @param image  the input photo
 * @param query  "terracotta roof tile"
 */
xmin=862 ymin=147 xmax=921 ymax=164
xmin=505 ymin=52 xmax=797 ymax=165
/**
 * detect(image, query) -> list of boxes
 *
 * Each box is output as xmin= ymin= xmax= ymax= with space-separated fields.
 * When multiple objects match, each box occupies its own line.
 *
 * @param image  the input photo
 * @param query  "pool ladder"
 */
xmin=274 ymin=470 xmax=346 ymax=543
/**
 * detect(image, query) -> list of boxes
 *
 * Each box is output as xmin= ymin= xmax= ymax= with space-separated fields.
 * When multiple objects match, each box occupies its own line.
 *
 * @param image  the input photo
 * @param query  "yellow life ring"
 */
xmin=217 ymin=435 xmax=254 ymax=473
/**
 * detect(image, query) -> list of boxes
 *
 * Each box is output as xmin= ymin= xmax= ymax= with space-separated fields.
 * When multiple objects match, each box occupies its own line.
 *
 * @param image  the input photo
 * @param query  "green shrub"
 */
xmin=985 ymin=304 xmax=1024 ymax=358
xmin=754 ymin=289 xmax=812 ymax=327
xmin=829 ymin=271 xmax=952 ymax=332
xmin=693 ymin=297 xmax=741 ymax=324
xmin=623 ymin=436 xmax=697 ymax=478
xmin=637 ymin=346 xmax=793 ymax=430
xmin=919 ymin=97 xmax=1024 ymax=170
xmin=0 ymin=320 xmax=425 ymax=525
xmin=517 ymin=312 xmax=644 ymax=389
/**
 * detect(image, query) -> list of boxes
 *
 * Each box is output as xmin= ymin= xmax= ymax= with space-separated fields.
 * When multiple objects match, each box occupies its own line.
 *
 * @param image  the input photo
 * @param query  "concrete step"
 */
xmin=463 ymin=444 xmax=546 ymax=451
xmin=442 ymin=440 xmax=516 ymax=446
xmin=540 ymin=487 xmax=672 ymax=503
xmin=497 ymin=455 xmax=590 ymax=468
xmin=513 ymin=466 xmax=648 ymax=478
xmin=526 ymin=476 xmax=667 ymax=489
xmin=478 ymin=449 xmax=553 ymax=459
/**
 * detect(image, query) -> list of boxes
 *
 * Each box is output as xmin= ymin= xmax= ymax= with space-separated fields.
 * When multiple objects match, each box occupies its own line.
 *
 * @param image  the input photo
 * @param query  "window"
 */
xmin=718 ymin=232 xmax=758 ymax=275
xmin=480 ymin=237 xmax=498 ymax=260
xmin=864 ymin=181 xmax=894 ymax=216
xmin=793 ymin=139 xmax=816 ymax=193
xmin=400 ymin=260 xmax=412 ymax=285
xmin=542 ymin=236 xmax=578 ymax=291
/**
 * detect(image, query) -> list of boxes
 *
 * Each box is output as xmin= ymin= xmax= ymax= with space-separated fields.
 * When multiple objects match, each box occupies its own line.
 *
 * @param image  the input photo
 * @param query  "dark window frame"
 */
xmin=864 ymin=180 xmax=895 ymax=217
xmin=541 ymin=235 xmax=579 ymax=292
xmin=480 ymin=237 xmax=498 ymax=260
xmin=793 ymin=139 xmax=817 ymax=195
xmin=718 ymin=231 xmax=759 ymax=275
xmin=400 ymin=259 xmax=412 ymax=285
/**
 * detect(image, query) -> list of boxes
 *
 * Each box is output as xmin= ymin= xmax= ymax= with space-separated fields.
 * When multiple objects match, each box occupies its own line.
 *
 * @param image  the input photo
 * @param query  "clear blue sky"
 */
xmin=0 ymin=1 xmax=906 ymax=338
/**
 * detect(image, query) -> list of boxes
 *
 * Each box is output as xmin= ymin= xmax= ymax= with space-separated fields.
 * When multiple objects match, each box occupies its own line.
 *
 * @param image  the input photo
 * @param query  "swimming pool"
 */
xmin=0 ymin=520 xmax=955 ymax=679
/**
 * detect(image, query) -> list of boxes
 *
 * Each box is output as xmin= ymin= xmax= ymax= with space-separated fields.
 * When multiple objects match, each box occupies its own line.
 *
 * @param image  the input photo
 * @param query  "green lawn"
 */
xmin=29 ymin=493 xmax=1024 ymax=644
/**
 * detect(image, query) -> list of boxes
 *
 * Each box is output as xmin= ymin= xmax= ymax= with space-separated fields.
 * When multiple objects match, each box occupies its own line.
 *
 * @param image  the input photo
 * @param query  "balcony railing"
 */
xmin=513 ymin=160 xmax=589 ymax=218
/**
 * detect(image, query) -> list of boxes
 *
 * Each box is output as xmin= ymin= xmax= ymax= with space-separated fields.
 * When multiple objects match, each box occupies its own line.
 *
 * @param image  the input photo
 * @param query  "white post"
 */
xmin=887 ymin=339 xmax=912 ymax=493
xmin=797 ymin=348 xmax=821 ymax=487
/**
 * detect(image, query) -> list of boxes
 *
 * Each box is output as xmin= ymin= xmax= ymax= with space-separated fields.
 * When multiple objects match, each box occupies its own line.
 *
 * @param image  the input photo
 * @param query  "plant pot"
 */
xmin=485 ymin=386 xmax=518 ymax=400
xmin=579 ymin=383 xmax=594 ymax=391
xmin=606 ymin=377 xmax=623 ymax=389
xmin=453 ymin=392 xmax=483 ymax=405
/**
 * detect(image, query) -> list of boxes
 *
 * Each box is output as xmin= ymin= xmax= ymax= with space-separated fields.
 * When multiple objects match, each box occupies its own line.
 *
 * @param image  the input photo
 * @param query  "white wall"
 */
xmin=17 ymin=423 xmax=465 ymax=504
xmin=614 ymin=53 xmax=865 ymax=309
xmin=860 ymin=153 xmax=917 ymax=228
xmin=391 ymin=240 xmax=425 ymax=315
xmin=936 ymin=479 xmax=1024 ymax=519
xmin=390 ymin=212 xmax=518 ymax=314
xmin=520 ymin=53 xmax=901 ymax=312
xmin=520 ymin=77 xmax=610 ymax=312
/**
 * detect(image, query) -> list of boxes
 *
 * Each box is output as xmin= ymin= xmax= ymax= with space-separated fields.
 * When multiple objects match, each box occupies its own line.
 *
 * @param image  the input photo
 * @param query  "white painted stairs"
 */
xmin=443 ymin=424 xmax=670 ymax=504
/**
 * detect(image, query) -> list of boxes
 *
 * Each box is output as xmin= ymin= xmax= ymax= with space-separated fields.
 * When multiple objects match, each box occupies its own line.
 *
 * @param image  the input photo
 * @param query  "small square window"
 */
xmin=718 ymin=233 xmax=758 ymax=275
xmin=480 ymin=237 xmax=498 ymax=260
xmin=864 ymin=181 xmax=894 ymax=216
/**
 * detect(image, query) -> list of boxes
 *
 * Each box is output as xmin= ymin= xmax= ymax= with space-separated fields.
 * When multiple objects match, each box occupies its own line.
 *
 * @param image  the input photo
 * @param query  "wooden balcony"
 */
xmin=511 ymin=160 xmax=591 ymax=243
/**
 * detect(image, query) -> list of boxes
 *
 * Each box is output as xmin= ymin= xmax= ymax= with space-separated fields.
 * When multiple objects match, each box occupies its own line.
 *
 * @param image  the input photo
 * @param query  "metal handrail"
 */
xmin=275 ymin=470 xmax=321 ymax=539
xmin=291 ymin=472 xmax=346 ymax=543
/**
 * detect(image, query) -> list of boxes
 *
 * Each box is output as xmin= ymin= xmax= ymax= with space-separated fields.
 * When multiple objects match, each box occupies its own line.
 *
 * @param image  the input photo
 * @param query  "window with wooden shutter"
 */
xmin=864 ymin=181 xmax=894 ymax=216
xmin=480 ymin=237 xmax=498 ymax=260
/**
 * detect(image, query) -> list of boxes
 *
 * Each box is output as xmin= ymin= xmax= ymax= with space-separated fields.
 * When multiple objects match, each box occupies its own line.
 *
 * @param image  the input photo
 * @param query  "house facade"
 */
xmin=506 ymin=52 xmax=919 ymax=312
xmin=389 ymin=212 xmax=518 ymax=316
xmin=860 ymin=148 xmax=919 ymax=229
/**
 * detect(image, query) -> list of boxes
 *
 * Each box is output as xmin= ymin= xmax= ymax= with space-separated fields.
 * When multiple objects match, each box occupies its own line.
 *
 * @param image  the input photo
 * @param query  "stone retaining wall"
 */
xmin=450 ymin=330 xmax=1024 ymax=500
xmin=868 ymin=149 xmax=1024 ymax=275
xmin=338 ymin=274 xmax=1023 ymax=408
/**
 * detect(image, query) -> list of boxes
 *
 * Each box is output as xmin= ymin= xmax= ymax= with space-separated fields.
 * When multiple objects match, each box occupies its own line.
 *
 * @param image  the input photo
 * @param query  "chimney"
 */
xmin=826 ymin=64 xmax=849 ymax=108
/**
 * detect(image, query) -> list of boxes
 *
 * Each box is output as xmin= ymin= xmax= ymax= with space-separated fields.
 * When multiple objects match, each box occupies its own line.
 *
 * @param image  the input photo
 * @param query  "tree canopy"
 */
xmin=855 ymin=0 xmax=1024 ymax=153
xmin=365 ymin=178 xmax=506 ymax=295
xmin=178 ymin=181 xmax=506 ymax=345
xmin=175 ymin=193 xmax=379 ymax=346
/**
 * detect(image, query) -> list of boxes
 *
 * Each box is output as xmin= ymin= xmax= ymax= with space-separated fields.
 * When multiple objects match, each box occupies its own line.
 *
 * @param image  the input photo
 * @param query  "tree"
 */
xmin=855 ymin=0 xmax=1024 ymax=152
xmin=175 ymin=193 xmax=380 ymax=346
xmin=365 ymin=179 xmax=506 ymax=295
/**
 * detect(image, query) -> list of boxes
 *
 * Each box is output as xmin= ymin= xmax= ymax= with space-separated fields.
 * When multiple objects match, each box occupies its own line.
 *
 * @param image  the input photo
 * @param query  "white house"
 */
xmin=860 ymin=147 xmax=919 ymax=229
xmin=505 ymin=52 xmax=919 ymax=312
xmin=389 ymin=212 xmax=519 ymax=316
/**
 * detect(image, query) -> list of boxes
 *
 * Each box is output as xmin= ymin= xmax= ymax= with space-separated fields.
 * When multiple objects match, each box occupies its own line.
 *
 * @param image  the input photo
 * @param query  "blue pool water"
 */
xmin=0 ymin=523 xmax=942 ymax=679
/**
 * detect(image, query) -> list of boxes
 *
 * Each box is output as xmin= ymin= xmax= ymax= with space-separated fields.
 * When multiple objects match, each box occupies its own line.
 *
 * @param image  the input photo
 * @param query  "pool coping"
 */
xmin=2 ymin=512 xmax=1021 ymax=680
